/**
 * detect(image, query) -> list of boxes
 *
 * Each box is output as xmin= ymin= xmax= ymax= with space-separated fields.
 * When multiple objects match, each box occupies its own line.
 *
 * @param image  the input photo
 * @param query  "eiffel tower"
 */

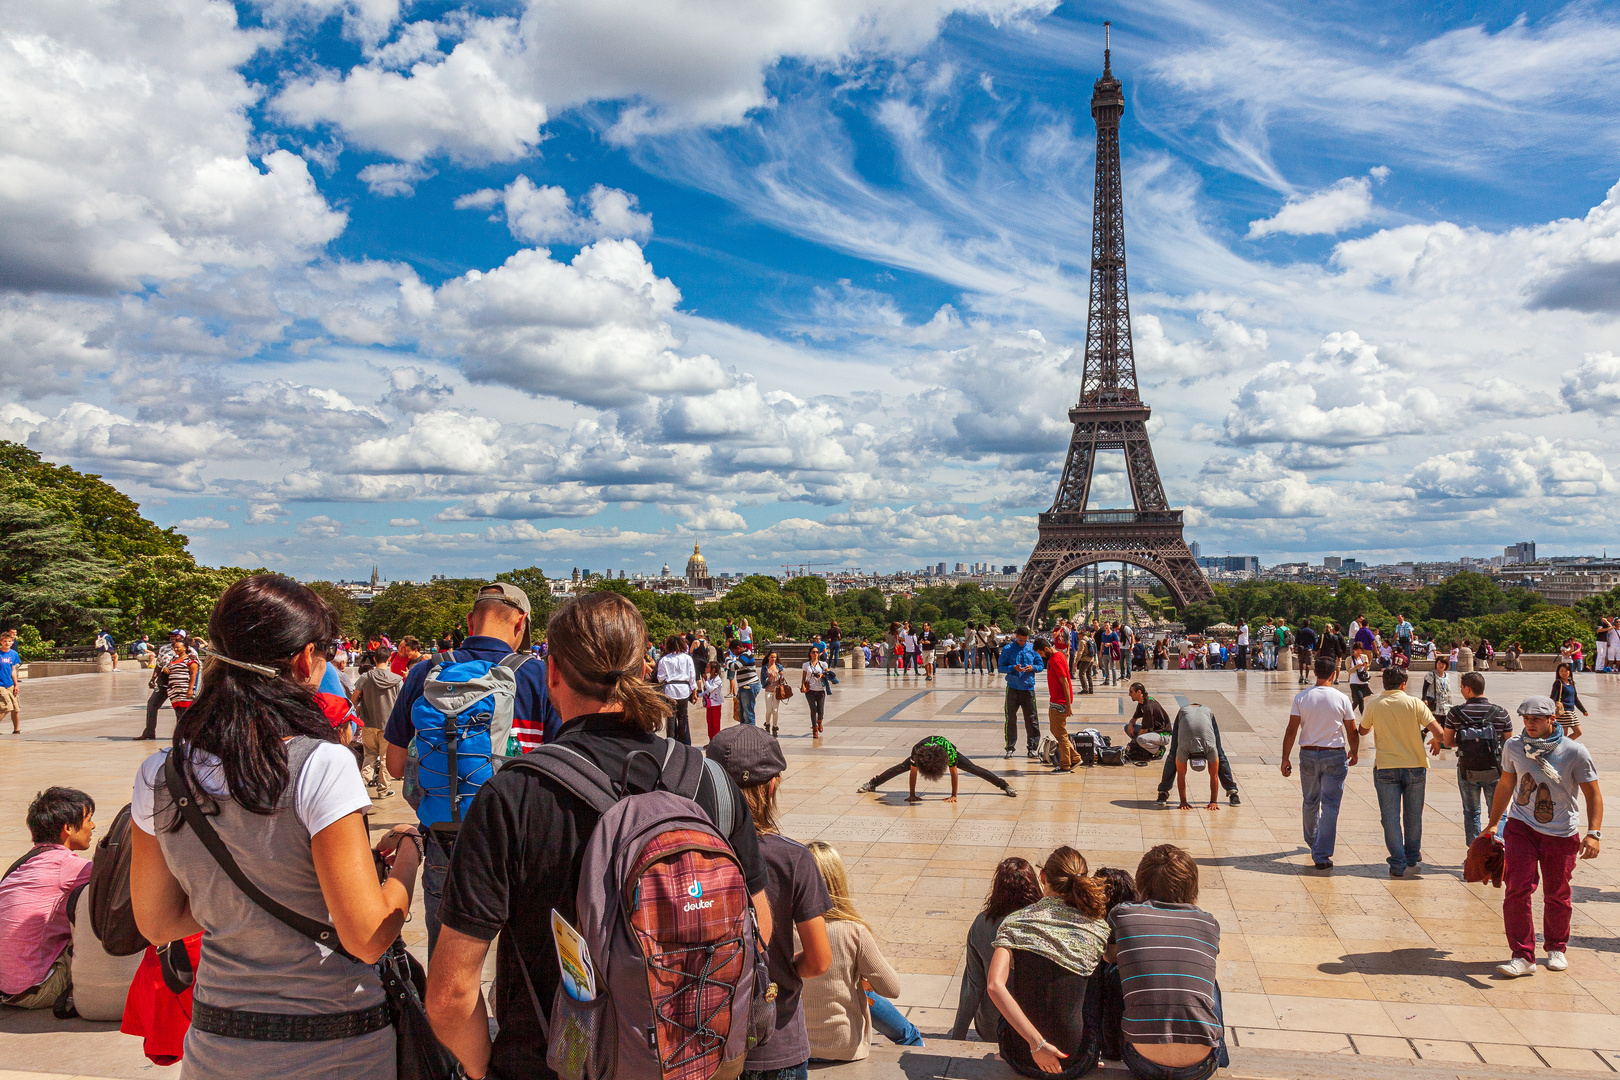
xmin=1011 ymin=26 xmax=1212 ymax=626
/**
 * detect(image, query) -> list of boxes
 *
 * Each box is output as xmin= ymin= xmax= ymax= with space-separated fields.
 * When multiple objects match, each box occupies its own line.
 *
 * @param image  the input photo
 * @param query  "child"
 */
xmin=856 ymin=735 xmax=1018 ymax=801
xmin=702 ymin=660 xmax=725 ymax=740
xmin=705 ymin=726 xmax=833 ymax=1080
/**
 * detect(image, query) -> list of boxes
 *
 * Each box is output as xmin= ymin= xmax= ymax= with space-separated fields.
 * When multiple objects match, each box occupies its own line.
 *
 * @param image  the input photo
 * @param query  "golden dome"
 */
xmin=685 ymin=542 xmax=708 ymax=580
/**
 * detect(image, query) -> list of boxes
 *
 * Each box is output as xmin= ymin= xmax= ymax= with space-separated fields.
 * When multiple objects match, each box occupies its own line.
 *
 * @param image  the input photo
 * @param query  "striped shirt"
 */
xmin=723 ymin=652 xmax=758 ymax=689
xmin=1108 ymin=901 xmax=1222 ymax=1046
xmin=164 ymin=656 xmax=199 ymax=705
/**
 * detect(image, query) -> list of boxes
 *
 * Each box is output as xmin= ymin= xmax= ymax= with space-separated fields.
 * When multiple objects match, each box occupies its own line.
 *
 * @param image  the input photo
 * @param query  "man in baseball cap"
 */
xmin=1482 ymin=694 xmax=1603 ymax=978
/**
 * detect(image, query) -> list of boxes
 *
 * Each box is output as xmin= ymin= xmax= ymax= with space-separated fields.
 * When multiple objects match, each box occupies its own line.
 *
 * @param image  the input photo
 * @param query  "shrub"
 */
xmin=1513 ymin=609 xmax=1595 ymax=656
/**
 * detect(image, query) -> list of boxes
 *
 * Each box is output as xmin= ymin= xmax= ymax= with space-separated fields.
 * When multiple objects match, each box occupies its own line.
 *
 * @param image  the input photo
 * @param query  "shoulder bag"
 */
xmin=163 ymin=750 xmax=454 ymax=1080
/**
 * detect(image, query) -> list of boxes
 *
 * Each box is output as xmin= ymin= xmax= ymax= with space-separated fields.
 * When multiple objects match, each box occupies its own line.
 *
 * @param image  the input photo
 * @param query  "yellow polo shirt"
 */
xmin=1360 ymin=689 xmax=1435 ymax=770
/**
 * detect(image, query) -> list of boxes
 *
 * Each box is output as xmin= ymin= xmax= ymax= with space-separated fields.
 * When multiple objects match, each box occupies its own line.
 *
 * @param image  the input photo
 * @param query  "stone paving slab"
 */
xmin=2 ymin=666 xmax=1617 ymax=1076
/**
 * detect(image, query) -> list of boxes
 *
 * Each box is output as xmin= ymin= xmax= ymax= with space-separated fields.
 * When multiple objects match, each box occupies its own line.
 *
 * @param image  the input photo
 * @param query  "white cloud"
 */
xmin=245 ymin=501 xmax=288 ymax=525
xmin=387 ymin=517 xmax=420 ymax=527
xmin=176 ymin=516 xmax=230 ymax=530
xmin=1562 ymin=353 xmax=1620 ymax=416
xmin=1408 ymin=434 xmax=1619 ymax=500
xmin=297 ymin=514 xmax=347 ymax=538
xmin=1247 ymin=174 xmax=1379 ymax=239
xmin=1 ymin=0 xmax=345 ymax=292
xmin=3 ymin=401 xmax=229 ymax=491
xmin=455 ymin=177 xmax=652 ymax=244
xmin=1224 ymin=332 xmax=1442 ymax=447
xmin=358 ymin=161 xmax=436 ymax=196
xmin=431 ymin=241 xmax=730 ymax=406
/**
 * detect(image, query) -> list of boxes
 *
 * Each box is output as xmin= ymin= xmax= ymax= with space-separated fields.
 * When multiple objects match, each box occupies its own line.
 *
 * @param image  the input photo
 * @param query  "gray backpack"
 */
xmin=505 ymin=741 xmax=771 ymax=1080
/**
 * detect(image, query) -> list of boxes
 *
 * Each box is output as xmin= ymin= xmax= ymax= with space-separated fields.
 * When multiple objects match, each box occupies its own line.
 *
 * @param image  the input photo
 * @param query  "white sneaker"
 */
xmin=1496 ymin=957 xmax=1536 ymax=978
xmin=1546 ymin=950 xmax=1568 ymax=971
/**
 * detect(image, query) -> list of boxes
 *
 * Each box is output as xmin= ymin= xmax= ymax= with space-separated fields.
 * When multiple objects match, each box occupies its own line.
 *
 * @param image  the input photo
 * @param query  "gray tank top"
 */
xmin=153 ymin=737 xmax=383 ymax=1014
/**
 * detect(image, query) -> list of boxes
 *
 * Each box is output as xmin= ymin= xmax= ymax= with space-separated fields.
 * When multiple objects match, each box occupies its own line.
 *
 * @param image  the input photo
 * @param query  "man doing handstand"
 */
xmin=857 ymin=735 xmax=1018 ymax=802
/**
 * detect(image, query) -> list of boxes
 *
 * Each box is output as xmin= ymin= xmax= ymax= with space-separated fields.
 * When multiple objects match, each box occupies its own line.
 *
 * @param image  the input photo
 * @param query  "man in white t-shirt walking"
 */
xmin=1280 ymin=656 xmax=1360 ymax=869
xmin=1236 ymin=621 xmax=1250 ymax=671
xmin=1483 ymin=696 xmax=1602 ymax=977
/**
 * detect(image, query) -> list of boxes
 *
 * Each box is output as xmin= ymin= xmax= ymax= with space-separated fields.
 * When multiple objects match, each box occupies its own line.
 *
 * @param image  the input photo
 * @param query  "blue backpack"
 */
xmin=409 ymin=651 xmax=533 ymax=846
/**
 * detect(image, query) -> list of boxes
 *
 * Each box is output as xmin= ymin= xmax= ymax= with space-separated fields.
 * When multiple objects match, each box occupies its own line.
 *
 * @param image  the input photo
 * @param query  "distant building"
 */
xmin=1341 ymin=558 xmax=1365 ymax=573
xmin=662 ymin=562 xmax=671 ymax=577
xmin=685 ymin=543 xmax=713 ymax=589
xmin=954 ymin=562 xmax=967 ymax=573
xmin=1323 ymin=556 xmax=1342 ymax=570
xmin=1536 ymin=571 xmax=1620 ymax=607
xmin=1197 ymin=555 xmax=1259 ymax=573
xmin=1190 ymin=541 xmax=1201 ymax=560
xmin=571 ymin=567 xmax=581 ymax=583
xmin=370 ymin=563 xmax=381 ymax=587
xmin=1002 ymin=565 xmax=1018 ymax=574
xmin=1505 ymin=541 xmax=1537 ymax=564
xmin=936 ymin=562 xmax=947 ymax=575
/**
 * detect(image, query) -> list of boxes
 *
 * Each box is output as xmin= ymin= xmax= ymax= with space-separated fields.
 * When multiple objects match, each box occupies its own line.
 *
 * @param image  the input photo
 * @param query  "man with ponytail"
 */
xmin=424 ymin=592 xmax=771 ymax=1080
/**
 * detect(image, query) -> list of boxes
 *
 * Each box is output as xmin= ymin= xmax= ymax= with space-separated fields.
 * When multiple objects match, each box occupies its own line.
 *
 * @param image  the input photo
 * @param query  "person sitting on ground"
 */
xmin=802 ymin=840 xmax=920 ymax=1060
xmin=953 ymin=857 xmax=1042 ymax=1042
xmin=1171 ymin=704 xmax=1222 ymax=812
xmin=857 ymin=735 xmax=1018 ymax=801
xmin=0 ymin=788 xmax=95 ymax=1011
xmin=987 ymin=846 xmax=1110 ymax=1078
xmin=1124 ymin=683 xmax=1171 ymax=764
xmin=1106 ymin=845 xmax=1228 ymax=1080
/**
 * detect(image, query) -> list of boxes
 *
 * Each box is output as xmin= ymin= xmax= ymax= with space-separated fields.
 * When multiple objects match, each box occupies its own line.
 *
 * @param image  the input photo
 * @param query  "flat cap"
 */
xmin=705 ymin=725 xmax=786 ymax=788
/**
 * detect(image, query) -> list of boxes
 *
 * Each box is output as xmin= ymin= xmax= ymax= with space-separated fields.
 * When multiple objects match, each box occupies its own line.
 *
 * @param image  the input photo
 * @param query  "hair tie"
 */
xmin=603 ymin=667 xmax=627 ymax=685
xmin=210 ymin=653 xmax=280 ymax=677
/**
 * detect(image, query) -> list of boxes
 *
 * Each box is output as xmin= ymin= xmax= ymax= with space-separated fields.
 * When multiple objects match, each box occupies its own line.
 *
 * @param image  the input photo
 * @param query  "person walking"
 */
xmin=702 ymin=660 xmax=725 ymax=739
xmin=1420 ymin=655 xmax=1454 ymax=718
xmin=1075 ymin=634 xmax=1096 ymax=695
xmin=919 ymin=622 xmax=941 ymax=680
xmin=1484 ymin=696 xmax=1603 ymax=978
xmin=1348 ymin=643 xmax=1372 ymax=715
xmin=884 ymin=622 xmax=900 ymax=677
xmin=802 ymin=647 xmax=830 ymax=737
xmin=1550 ymin=663 xmax=1589 ymax=735
xmin=999 ymin=626 xmax=1043 ymax=760
xmin=1396 ymin=614 xmax=1413 ymax=658
xmin=725 ymin=639 xmax=760 ymax=727
xmin=1440 ymin=672 xmax=1514 ymax=846
xmin=1294 ymin=619 xmax=1318 ymax=686
xmin=349 ymin=645 xmax=402 ymax=797
xmin=826 ymin=619 xmax=842 ymax=667
xmin=0 ymin=630 xmax=20 ymax=736
xmin=162 ymin=637 xmax=200 ymax=722
xmin=1357 ymin=667 xmax=1445 ymax=877
xmin=1260 ymin=619 xmax=1276 ymax=671
xmin=1235 ymin=620 xmax=1249 ymax=671
xmin=1036 ymin=637 xmax=1077 ymax=773
xmin=655 ymin=632 xmax=697 ymax=744
xmin=1280 ymin=657 xmax=1360 ymax=869
xmin=129 ymin=575 xmax=422 ymax=1080
xmin=760 ymin=650 xmax=785 ymax=736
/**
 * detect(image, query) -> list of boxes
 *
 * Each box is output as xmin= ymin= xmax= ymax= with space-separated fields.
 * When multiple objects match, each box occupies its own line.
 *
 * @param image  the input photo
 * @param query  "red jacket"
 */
xmin=122 ymin=934 xmax=202 ymax=1065
xmin=1464 ymin=833 xmax=1505 ymax=888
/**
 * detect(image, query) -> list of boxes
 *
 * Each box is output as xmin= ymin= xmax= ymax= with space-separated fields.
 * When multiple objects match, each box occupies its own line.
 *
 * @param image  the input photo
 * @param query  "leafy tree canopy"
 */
xmin=99 ymin=555 xmax=266 ymax=641
xmin=0 ymin=497 xmax=119 ymax=641
xmin=0 ymin=441 xmax=190 ymax=562
xmin=305 ymin=581 xmax=362 ymax=639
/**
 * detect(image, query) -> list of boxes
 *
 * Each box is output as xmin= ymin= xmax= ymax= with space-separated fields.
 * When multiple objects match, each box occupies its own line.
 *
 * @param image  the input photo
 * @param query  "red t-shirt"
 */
xmin=390 ymin=653 xmax=410 ymax=676
xmin=1045 ymin=649 xmax=1073 ymax=704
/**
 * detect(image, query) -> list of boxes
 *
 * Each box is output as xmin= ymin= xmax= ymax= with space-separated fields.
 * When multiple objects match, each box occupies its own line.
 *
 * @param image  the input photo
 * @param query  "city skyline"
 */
xmin=4 ymin=2 xmax=1619 ymax=580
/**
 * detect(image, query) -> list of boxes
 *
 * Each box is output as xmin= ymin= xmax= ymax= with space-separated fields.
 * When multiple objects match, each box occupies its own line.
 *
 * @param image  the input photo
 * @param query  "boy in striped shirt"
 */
xmin=1105 ymin=844 xmax=1228 ymax=1080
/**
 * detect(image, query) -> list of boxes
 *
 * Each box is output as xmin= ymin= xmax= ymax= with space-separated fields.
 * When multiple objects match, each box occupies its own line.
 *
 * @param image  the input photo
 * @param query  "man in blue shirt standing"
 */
xmin=384 ymin=581 xmax=560 ymax=953
xmin=0 ymin=630 xmax=21 ymax=734
xmin=999 ymin=625 xmax=1044 ymax=760
xmin=1396 ymin=614 xmax=1413 ymax=659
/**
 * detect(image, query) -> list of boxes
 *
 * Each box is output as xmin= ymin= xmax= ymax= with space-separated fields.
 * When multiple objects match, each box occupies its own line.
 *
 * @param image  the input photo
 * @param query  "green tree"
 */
xmin=0 ymin=498 xmax=118 ymax=641
xmin=98 ymin=556 xmax=264 ymax=640
xmin=360 ymin=579 xmax=484 ymax=643
xmin=1514 ymin=609 xmax=1595 ymax=656
xmin=495 ymin=566 xmax=556 ymax=627
xmin=1180 ymin=600 xmax=1227 ymax=633
xmin=0 ymin=441 xmax=190 ymax=562
xmin=784 ymin=576 xmax=829 ymax=609
xmin=1429 ymin=572 xmax=1502 ymax=622
xmin=10 ymin=625 xmax=56 ymax=661
xmin=306 ymin=581 xmax=362 ymax=639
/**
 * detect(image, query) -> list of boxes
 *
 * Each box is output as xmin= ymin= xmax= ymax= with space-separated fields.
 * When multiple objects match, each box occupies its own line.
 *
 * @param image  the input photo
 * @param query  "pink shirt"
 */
xmin=0 ymin=845 xmax=92 ymax=994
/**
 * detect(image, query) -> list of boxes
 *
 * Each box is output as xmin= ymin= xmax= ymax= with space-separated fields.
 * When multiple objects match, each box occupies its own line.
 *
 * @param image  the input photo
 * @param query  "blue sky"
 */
xmin=4 ymin=0 xmax=1620 ymax=580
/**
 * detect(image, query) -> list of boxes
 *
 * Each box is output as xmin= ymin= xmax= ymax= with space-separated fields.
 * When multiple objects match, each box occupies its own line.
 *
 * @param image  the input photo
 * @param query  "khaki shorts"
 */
xmin=1 ymin=952 xmax=70 ymax=1010
xmin=0 ymin=685 xmax=16 ymax=712
xmin=921 ymin=649 xmax=936 ymax=665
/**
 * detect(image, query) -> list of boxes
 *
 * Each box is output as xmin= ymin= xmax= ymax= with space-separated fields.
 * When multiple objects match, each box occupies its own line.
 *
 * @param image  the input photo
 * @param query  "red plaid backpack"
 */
xmin=504 ymin=741 xmax=771 ymax=1080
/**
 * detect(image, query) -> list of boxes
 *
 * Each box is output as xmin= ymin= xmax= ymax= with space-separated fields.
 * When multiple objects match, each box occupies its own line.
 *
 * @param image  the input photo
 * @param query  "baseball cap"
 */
xmin=1517 ymin=695 xmax=1557 ymax=716
xmin=705 ymin=725 xmax=786 ymax=788
xmin=169 ymin=628 xmax=187 ymax=639
xmin=1188 ymin=752 xmax=1209 ymax=771
xmin=477 ymin=581 xmax=532 ymax=650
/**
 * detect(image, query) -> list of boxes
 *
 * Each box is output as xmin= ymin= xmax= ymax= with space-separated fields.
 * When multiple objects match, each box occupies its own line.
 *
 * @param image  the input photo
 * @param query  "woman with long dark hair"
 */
xmin=802 ymin=647 xmax=829 ymax=737
xmin=1551 ymin=662 xmax=1587 ymax=739
xmin=987 ymin=847 xmax=1110 ymax=1077
xmin=760 ymin=649 xmax=785 ymax=736
xmin=951 ymin=856 xmax=1042 ymax=1041
xmin=130 ymin=575 xmax=421 ymax=1079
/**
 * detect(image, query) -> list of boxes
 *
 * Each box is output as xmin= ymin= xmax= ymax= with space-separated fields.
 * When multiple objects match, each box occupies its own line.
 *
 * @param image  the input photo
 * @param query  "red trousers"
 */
xmin=706 ymin=704 xmax=723 ymax=739
xmin=1503 ymin=817 xmax=1580 ymax=960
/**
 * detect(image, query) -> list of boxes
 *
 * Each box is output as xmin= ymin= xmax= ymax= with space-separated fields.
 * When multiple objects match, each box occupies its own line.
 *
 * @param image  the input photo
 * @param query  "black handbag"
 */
xmin=165 ymin=750 xmax=455 ymax=1078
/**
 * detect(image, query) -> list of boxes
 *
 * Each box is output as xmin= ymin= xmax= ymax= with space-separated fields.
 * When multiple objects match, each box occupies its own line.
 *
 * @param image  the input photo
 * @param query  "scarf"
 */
xmin=990 ymin=897 xmax=1109 ymax=977
xmin=1521 ymin=727 xmax=1564 ymax=785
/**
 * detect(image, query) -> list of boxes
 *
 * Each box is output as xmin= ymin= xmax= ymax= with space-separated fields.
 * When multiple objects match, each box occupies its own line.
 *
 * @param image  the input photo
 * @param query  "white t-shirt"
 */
xmin=802 ymin=662 xmax=828 ymax=692
xmin=1291 ymin=685 xmax=1354 ymax=748
xmin=656 ymin=652 xmax=697 ymax=700
xmin=131 ymin=743 xmax=371 ymax=838
xmin=1237 ymin=624 xmax=1249 ymax=646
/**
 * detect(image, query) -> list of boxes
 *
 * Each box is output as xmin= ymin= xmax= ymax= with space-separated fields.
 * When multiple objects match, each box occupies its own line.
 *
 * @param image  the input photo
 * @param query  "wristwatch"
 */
xmin=1588 ymin=831 xmax=1603 ymax=840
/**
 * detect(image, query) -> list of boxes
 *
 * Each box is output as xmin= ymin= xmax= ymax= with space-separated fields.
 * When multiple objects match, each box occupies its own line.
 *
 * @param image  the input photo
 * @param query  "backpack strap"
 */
xmin=2 ymin=845 xmax=47 ymax=881
xmin=703 ymin=758 xmax=735 ymax=839
xmin=503 ymin=745 xmax=620 ymax=816
xmin=162 ymin=749 xmax=360 ymax=963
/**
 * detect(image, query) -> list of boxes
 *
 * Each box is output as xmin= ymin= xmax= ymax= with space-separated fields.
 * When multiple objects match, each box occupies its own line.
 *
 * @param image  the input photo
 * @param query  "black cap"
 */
xmin=704 ymin=725 xmax=786 ymax=788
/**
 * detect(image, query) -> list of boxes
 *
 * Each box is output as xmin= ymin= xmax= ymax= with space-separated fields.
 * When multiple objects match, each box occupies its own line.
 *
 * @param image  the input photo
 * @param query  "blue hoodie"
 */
xmin=998 ymin=638 xmax=1045 ymax=691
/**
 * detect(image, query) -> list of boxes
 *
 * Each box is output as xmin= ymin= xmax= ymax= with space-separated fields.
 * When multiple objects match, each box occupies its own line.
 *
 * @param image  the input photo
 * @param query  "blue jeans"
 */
xmin=866 ymin=991 xmax=924 ymax=1046
xmin=828 ymin=641 xmax=841 ymax=665
xmin=1458 ymin=767 xmax=1498 ymax=847
xmin=1118 ymin=982 xmax=1227 ymax=1080
xmin=1299 ymin=748 xmax=1348 ymax=863
xmin=738 ymin=683 xmax=759 ymax=725
xmin=741 ymin=1065 xmax=808 ymax=1080
xmin=423 ymin=830 xmax=451 ymax=954
xmin=1374 ymin=767 xmax=1426 ymax=872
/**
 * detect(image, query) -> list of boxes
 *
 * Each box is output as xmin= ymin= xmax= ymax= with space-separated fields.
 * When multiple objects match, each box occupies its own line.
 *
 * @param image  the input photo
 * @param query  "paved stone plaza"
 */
xmin=4 ymin=665 xmax=1620 ymax=1079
